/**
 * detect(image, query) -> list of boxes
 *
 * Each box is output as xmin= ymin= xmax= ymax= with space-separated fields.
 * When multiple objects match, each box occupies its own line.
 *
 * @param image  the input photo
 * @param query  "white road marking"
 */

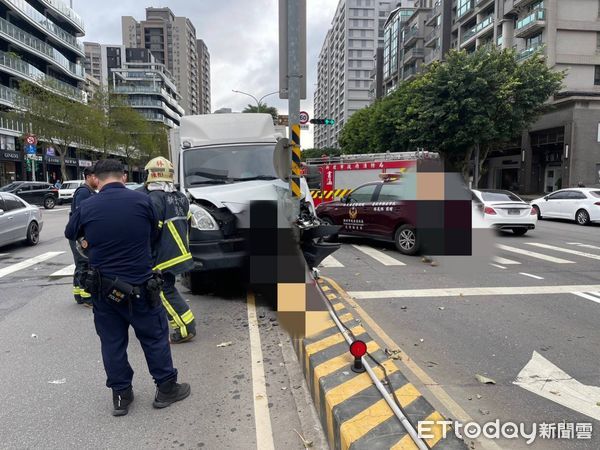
xmin=352 ymin=244 xmax=406 ymax=266
xmin=572 ymin=292 xmax=600 ymax=305
xmin=514 ymin=351 xmax=600 ymax=422
xmin=566 ymin=242 xmax=600 ymax=251
xmin=0 ymin=252 xmax=64 ymax=278
xmin=492 ymin=256 xmax=521 ymax=265
xmin=49 ymin=264 xmax=75 ymax=278
xmin=246 ymin=292 xmax=275 ymax=450
xmin=496 ymin=244 xmax=575 ymax=264
xmin=526 ymin=242 xmax=600 ymax=261
xmin=490 ymin=263 xmax=506 ymax=270
xmin=319 ymin=255 xmax=344 ymax=268
xmin=519 ymin=272 xmax=544 ymax=280
xmin=348 ymin=284 xmax=600 ymax=299
xmin=0 ymin=253 xmax=8 ymax=257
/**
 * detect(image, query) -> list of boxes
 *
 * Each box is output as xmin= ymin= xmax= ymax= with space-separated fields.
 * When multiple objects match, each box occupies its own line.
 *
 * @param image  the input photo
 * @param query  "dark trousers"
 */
xmin=92 ymin=288 xmax=177 ymax=392
xmin=68 ymin=239 xmax=89 ymax=298
xmin=161 ymin=272 xmax=195 ymax=337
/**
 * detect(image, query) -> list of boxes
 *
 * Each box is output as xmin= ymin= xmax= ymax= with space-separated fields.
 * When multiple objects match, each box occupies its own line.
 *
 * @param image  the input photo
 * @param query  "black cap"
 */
xmin=83 ymin=163 xmax=95 ymax=177
xmin=94 ymin=158 xmax=124 ymax=176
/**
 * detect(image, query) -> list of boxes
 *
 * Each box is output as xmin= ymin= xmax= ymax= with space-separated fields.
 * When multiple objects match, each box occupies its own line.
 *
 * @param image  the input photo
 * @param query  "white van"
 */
xmin=57 ymin=180 xmax=84 ymax=204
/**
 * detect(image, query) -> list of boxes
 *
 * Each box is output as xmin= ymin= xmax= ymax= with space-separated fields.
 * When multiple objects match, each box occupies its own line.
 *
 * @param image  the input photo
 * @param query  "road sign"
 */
xmin=25 ymin=135 xmax=37 ymax=146
xmin=299 ymin=111 xmax=309 ymax=125
xmin=300 ymin=124 xmax=309 ymax=130
xmin=24 ymin=143 xmax=37 ymax=155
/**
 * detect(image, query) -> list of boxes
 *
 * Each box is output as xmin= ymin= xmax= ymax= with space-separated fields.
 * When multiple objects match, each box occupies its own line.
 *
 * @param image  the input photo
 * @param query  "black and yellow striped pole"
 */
xmin=290 ymin=123 xmax=302 ymax=198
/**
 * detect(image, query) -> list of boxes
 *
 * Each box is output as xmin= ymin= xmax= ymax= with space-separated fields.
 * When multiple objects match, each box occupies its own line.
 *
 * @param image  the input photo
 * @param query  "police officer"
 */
xmin=68 ymin=165 xmax=98 ymax=307
xmin=143 ymin=157 xmax=196 ymax=343
xmin=65 ymin=159 xmax=190 ymax=416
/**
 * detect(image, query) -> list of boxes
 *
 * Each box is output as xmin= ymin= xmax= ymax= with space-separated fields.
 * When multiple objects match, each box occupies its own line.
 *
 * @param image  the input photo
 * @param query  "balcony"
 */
xmin=403 ymin=66 xmax=418 ymax=81
xmin=0 ymin=115 xmax=24 ymax=134
xmin=425 ymin=27 xmax=439 ymax=47
xmin=425 ymin=1 xmax=441 ymax=26
xmin=0 ymin=51 xmax=84 ymax=101
xmin=461 ymin=15 xmax=494 ymax=44
xmin=457 ymin=0 xmax=475 ymax=20
xmin=403 ymin=27 xmax=423 ymax=47
xmin=516 ymin=43 xmax=546 ymax=62
xmin=424 ymin=47 xmax=442 ymax=64
xmin=513 ymin=0 xmax=538 ymax=9
xmin=403 ymin=47 xmax=424 ymax=64
xmin=39 ymin=0 xmax=85 ymax=34
xmin=0 ymin=84 xmax=19 ymax=107
xmin=515 ymin=9 xmax=546 ymax=39
xmin=0 ymin=17 xmax=84 ymax=80
xmin=5 ymin=0 xmax=84 ymax=55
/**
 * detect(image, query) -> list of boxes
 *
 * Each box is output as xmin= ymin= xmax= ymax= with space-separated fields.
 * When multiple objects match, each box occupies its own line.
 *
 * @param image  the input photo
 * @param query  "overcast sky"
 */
xmin=77 ymin=0 xmax=340 ymax=148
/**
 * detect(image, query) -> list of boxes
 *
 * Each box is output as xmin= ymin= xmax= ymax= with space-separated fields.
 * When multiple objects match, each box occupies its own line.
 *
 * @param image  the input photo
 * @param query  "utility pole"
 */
xmin=473 ymin=143 xmax=480 ymax=189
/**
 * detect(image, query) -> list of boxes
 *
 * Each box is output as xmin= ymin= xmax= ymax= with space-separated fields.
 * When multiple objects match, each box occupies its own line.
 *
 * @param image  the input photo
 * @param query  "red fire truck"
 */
xmin=304 ymin=151 xmax=441 ymax=207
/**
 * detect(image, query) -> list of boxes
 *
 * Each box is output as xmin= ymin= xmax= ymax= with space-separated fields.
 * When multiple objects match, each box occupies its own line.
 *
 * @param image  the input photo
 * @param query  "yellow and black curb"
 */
xmin=292 ymin=277 xmax=466 ymax=450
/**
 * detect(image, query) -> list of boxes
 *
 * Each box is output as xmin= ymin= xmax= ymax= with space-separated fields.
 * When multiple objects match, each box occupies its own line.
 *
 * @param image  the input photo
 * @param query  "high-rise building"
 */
xmin=0 ymin=0 xmax=86 ymax=185
xmin=122 ymin=7 xmax=209 ymax=116
xmin=197 ymin=39 xmax=211 ymax=114
xmin=83 ymin=42 xmax=184 ymax=129
xmin=314 ymin=0 xmax=396 ymax=148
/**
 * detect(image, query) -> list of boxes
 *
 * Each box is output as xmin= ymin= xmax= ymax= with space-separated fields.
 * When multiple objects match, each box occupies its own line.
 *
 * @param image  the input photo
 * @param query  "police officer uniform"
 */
xmin=143 ymin=157 xmax=196 ymax=343
xmin=65 ymin=158 xmax=190 ymax=416
xmin=68 ymin=166 xmax=97 ymax=306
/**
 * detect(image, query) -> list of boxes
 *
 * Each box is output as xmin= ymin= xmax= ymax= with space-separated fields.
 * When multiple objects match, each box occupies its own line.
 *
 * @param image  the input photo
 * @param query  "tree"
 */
xmin=242 ymin=103 xmax=278 ymax=120
xmin=12 ymin=82 xmax=92 ymax=181
xmin=301 ymin=147 xmax=343 ymax=160
xmin=398 ymin=47 xmax=564 ymax=181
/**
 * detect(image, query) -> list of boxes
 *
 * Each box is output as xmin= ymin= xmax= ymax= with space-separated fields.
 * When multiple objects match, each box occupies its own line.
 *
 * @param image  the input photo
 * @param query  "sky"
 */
xmin=77 ymin=0 xmax=341 ymax=148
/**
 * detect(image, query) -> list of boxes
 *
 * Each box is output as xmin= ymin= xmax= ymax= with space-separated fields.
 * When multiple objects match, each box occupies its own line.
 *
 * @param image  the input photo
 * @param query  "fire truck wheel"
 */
xmin=320 ymin=217 xmax=339 ymax=242
xmin=394 ymin=225 xmax=419 ymax=255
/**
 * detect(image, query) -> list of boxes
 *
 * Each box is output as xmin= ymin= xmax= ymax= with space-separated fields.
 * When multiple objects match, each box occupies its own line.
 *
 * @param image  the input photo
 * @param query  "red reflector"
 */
xmin=595 ymin=202 xmax=600 ymax=206
xmin=349 ymin=340 xmax=367 ymax=358
xmin=530 ymin=208 xmax=537 ymax=215
xmin=484 ymin=206 xmax=497 ymax=215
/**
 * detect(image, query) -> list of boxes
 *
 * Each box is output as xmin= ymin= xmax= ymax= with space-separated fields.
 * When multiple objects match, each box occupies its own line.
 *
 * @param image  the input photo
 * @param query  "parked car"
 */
xmin=531 ymin=188 xmax=600 ymax=225
xmin=0 ymin=181 xmax=58 ymax=209
xmin=57 ymin=180 xmax=84 ymax=204
xmin=0 ymin=193 xmax=42 ymax=247
xmin=471 ymin=189 xmax=537 ymax=235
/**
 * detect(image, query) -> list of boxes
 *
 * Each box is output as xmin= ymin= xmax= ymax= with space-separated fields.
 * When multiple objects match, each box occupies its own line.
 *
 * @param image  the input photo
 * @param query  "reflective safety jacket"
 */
xmin=146 ymin=188 xmax=194 ymax=274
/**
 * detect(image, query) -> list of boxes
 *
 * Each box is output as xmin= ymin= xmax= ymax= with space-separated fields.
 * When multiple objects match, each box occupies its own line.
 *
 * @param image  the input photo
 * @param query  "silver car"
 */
xmin=0 ymin=193 xmax=43 ymax=247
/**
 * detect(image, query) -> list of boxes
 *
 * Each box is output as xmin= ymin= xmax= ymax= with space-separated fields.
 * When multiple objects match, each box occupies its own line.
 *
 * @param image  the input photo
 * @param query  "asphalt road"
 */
xmin=0 ymin=207 xmax=326 ymax=450
xmin=320 ymin=219 xmax=600 ymax=449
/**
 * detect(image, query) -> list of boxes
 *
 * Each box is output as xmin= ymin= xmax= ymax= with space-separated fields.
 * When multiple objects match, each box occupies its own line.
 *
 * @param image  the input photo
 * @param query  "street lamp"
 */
xmin=232 ymin=89 xmax=280 ymax=113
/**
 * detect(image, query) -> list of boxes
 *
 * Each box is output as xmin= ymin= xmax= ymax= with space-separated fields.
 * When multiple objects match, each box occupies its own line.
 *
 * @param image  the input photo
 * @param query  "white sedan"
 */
xmin=472 ymin=189 xmax=537 ymax=235
xmin=531 ymin=188 xmax=600 ymax=225
xmin=57 ymin=180 xmax=84 ymax=204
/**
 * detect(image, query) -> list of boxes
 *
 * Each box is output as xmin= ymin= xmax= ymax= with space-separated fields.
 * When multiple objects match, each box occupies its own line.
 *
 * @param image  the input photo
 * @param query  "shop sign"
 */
xmin=65 ymin=158 xmax=78 ymax=166
xmin=46 ymin=156 xmax=61 ymax=165
xmin=1 ymin=150 xmax=20 ymax=161
xmin=79 ymin=160 xmax=93 ymax=167
xmin=46 ymin=147 xmax=56 ymax=156
xmin=26 ymin=154 xmax=42 ymax=161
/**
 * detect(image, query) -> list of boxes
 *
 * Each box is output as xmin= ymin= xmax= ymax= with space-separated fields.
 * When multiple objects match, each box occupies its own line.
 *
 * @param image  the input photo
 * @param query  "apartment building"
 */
xmin=122 ymin=8 xmax=209 ymax=116
xmin=83 ymin=42 xmax=183 ymax=130
xmin=314 ymin=0 xmax=395 ymax=148
xmin=197 ymin=39 xmax=211 ymax=114
xmin=0 ymin=0 xmax=86 ymax=185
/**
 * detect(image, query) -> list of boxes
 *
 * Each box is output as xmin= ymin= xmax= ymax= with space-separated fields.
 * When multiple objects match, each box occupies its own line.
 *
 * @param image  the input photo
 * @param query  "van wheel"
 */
xmin=394 ymin=225 xmax=419 ymax=255
xmin=183 ymin=272 xmax=212 ymax=295
xmin=43 ymin=197 xmax=55 ymax=209
xmin=25 ymin=221 xmax=40 ymax=246
xmin=576 ymin=209 xmax=590 ymax=226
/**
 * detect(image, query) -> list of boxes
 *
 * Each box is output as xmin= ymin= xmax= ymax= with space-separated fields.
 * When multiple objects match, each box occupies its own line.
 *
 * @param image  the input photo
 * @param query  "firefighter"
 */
xmin=68 ymin=165 xmax=98 ymax=307
xmin=143 ymin=157 xmax=196 ymax=343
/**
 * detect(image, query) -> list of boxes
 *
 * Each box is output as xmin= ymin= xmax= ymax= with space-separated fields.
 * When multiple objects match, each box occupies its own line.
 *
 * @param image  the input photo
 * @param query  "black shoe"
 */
xmin=153 ymin=380 xmax=191 ymax=409
xmin=170 ymin=329 xmax=196 ymax=344
xmin=81 ymin=300 xmax=93 ymax=309
xmin=112 ymin=386 xmax=134 ymax=416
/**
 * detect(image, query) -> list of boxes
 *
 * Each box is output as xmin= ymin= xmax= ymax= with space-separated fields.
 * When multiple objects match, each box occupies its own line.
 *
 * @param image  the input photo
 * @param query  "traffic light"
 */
xmin=310 ymin=118 xmax=335 ymax=125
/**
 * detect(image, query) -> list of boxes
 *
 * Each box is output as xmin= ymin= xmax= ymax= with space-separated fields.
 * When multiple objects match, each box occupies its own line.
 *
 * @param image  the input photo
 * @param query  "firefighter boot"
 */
xmin=112 ymin=386 xmax=134 ymax=416
xmin=153 ymin=380 xmax=191 ymax=409
xmin=170 ymin=320 xmax=196 ymax=344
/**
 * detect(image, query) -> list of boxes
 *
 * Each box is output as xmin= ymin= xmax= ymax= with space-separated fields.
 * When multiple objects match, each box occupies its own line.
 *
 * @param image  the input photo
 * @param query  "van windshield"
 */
xmin=183 ymin=144 xmax=278 ymax=187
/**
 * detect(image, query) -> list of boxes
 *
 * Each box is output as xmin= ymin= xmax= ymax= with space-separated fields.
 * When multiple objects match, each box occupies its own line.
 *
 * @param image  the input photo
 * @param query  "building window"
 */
xmin=595 ymin=66 xmax=600 ymax=85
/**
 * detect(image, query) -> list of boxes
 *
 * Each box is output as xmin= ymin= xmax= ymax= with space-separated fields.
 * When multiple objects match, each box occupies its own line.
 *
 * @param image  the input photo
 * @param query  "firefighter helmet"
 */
xmin=145 ymin=156 xmax=174 ymax=183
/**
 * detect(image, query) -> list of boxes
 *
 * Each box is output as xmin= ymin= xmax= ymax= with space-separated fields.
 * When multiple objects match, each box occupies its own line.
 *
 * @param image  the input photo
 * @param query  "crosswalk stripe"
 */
xmin=526 ymin=243 xmax=600 ymax=261
xmin=352 ymin=245 xmax=406 ymax=266
xmin=0 ymin=252 xmax=65 ymax=278
xmin=49 ymin=264 xmax=75 ymax=278
xmin=492 ymin=256 xmax=521 ymax=265
xmin=496 ymin=244 xmax=575 ymax=264
xmin=519 ymin=272 xmax=544 ymax=280
xmin=319 ymin=255 xmax=344 ymax=268
xmin=566 ymin=242 xmax=600 ymax=251
xmin=572 ymin=292 xmax=600 ymax=305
